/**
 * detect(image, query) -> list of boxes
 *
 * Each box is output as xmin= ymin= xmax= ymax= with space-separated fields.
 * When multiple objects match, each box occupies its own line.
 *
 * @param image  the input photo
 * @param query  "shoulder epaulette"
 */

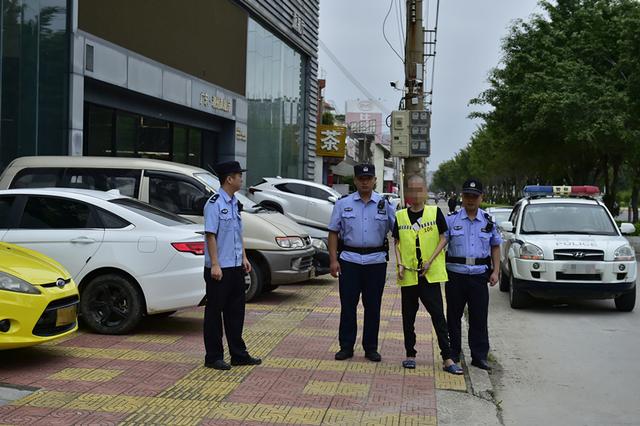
xmin=237 ymin=200 xmax=243 ymax=212
xmin=208 ymin=194 xmax=220 ymax=203
xmin=448 ymin=210 xmax=459 ymax=216
xmin=339 ymin=194 xmax=349 ymax=200
xmin=483 ymin=212 xmax=494 ymax=223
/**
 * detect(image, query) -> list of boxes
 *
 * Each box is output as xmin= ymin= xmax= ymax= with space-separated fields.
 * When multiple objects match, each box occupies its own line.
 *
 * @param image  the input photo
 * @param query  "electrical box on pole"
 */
xmin=391 ymin=110 xmax=410 ymax=157
xmin=391 ymin=110 xmax=431 ymax=157
xmin=409 ymin=110 xmax=430 ymax=157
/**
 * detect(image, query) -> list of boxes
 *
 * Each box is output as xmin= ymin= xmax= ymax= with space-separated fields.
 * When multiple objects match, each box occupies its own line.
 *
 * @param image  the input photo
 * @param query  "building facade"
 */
xmin=0 ymin=0 xmax=319 ymax=186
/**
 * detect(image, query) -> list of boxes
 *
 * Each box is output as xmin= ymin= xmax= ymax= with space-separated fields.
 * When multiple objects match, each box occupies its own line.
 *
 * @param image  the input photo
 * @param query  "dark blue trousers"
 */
xmin=338 ymin=259 xmax=387 ymax=352
xmin=445 ymin=271 xmax=490 ymax=362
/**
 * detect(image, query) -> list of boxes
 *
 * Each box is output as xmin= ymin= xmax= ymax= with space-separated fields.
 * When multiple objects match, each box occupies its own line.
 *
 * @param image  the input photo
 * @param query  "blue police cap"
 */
xmin=354 ymin=163 xmax=375 ymax=177
xmin=214 ymin=161 xmax=246 ymax=176
xmin=462 ymin=178 xmax=483 ymax=195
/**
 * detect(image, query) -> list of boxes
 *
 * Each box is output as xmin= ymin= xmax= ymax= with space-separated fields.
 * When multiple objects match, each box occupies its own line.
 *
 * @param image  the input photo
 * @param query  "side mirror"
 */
xmin=328 ymin=196 xmax=337 ymax=203
xmin=619 ymin=223 xmax=635 ymax=235
xmin=499 ymin=221 xmax=514 ymax=233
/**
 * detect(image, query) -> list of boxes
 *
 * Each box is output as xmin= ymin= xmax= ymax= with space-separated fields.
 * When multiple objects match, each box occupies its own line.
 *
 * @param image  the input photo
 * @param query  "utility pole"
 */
xmin=403 ymin=0 xmax=426 ymax=187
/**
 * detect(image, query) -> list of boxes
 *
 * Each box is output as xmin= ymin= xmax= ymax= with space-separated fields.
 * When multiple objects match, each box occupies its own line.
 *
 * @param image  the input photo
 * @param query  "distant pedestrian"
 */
xmin=203 ymin=161 xmax=261 ymax=370
xmin=447 ymin=193 xmax=458 ymax=214
xmin=328 ymin=163 xmax=396 ymax=363
xmin=445 ymin=179 xmax=502 ymax=371
xmin=393 ymin=175 xmax=462 ymax=374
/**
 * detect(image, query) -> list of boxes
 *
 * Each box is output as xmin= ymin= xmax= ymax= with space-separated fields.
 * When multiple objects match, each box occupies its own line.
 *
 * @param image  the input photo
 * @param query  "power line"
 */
xmin=318 ymin=39 xmax=391 ymax=116
xmin=395 ymin=0 xmax=405 ymax=57
xmin=383 ymin=0 xmax=404 ymax=63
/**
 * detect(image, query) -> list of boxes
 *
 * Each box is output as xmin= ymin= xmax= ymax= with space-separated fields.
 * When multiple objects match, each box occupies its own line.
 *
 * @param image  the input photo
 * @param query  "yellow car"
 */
xmin=0 ymin=242 xmax=79 ymax=350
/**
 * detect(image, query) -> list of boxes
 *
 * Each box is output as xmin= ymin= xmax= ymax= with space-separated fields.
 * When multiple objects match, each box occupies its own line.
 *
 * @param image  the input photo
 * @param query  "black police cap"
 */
xmin=354 ymin=163 xmax=375 ymax=177
xmin=462 ymin=178 xmax=483 ymax=195
xmin=214 ymin=161 xmax=246 ymax=176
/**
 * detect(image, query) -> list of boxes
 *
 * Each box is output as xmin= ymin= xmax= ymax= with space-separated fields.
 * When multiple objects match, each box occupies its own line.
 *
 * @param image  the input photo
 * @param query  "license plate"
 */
xmin=562 ymin=263 xmax=598 ymax=274
xmin=56 ymin=305 xmax=77 ymax=327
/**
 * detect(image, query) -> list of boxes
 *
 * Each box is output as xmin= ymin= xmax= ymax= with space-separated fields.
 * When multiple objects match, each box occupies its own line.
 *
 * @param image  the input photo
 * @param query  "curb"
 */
xmin=461 ymin=315 xmax=494 ymax=401
xmin=0 ymin=383 xmax=36 ymax=406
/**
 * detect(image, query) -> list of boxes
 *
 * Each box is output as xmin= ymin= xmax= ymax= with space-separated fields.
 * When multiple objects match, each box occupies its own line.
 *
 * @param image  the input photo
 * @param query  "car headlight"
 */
xmin=614 ymin=245 xmax=635 ymax=261
xmin=311 ymin=238 xmax=328 ymax=251
xmin=276 ymin=236 xmax=305 ymax=249
xmin=518 ymin=243 xmax=544 ymax=260
xmin=0 ymin=272 xmax=41 ymax=294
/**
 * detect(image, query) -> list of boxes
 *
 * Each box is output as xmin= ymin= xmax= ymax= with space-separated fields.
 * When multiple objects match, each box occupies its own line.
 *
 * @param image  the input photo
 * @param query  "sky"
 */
xmin=318 ymin=0 xmax=541 ymax=170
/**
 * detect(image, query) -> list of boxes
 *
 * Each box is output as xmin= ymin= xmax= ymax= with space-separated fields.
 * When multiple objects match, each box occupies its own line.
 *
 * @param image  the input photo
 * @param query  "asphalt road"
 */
xmin=488 ymin=270 xmax=640 ymax=426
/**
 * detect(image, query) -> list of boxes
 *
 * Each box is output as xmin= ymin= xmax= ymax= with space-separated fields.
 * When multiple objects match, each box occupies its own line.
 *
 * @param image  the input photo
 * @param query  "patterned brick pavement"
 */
xmin=0 ymin=266 xmax=465 ymax=425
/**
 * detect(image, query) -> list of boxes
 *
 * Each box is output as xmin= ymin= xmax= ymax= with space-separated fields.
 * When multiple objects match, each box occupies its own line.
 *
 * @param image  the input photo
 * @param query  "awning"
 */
xmin=330 ymin=161 xmax=355 ymax=177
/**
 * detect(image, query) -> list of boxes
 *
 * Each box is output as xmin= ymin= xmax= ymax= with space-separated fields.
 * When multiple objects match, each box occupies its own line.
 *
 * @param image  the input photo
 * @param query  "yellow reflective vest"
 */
xmin=395 ymin=206 xmax=448 ymax=286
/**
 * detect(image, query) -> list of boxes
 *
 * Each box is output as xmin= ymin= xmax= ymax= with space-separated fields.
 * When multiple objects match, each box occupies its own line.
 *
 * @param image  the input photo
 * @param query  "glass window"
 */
xmin=194 ymin=172 xmax=221 ymax=192
xmin=20 ymin=196 xmax=95 ymax=229
xmin=110 ymin=198 xmax=193 ymax=226
xmin=10 ymin=168 xmax=63 ymax=189
xmin=137 ymin=116 xmax=170 ymax=161
xmin=246 ymin=18 xmax=305 ymax=185
xmin=307 ymin=186 xmax=332 ymax=201
xmin=149 ymin=175 xmax=206 ymax=215
xmin=86 ymin=104 xmax=114 ymax=156
xmin=275 ymin=182 xmax=307 ymax=196
xmin=521 ymin=203 xmax=618 ymax=236
xmin=173 ymin=126 xmax=188 ymax=164
xmin=115 ymin=112 xmax=137 ymax=157
xmin=0 ymin=196 xmax=15 ymax=228
xmin=188 ymin=129 xmax=202 ymax=166
xmin=96 ymin=208 xmax=131 ymax=229
xmin=62 ymin=168 xmax=141 ymax=198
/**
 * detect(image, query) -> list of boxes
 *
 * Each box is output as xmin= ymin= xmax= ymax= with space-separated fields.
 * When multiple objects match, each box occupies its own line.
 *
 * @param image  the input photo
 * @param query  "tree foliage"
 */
xmin=432 ymin=0 xmax=640 ymax=211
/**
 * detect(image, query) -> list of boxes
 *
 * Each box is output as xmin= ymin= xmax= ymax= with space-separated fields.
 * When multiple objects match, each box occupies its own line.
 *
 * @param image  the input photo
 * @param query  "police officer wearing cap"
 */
xmin=445 ymin=178 xmax=502 ymax=371
xmin=328 ymin=163 xmax=396 ymax=362
xmin=203 ymin=161 xmax=261 ymax=370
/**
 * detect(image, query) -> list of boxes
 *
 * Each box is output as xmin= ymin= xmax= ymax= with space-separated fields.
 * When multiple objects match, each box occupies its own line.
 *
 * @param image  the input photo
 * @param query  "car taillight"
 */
xmin=172 ymin=242 xmax=205 ymax=255
xmin=248 ymin=187 xmax=262 ymax=194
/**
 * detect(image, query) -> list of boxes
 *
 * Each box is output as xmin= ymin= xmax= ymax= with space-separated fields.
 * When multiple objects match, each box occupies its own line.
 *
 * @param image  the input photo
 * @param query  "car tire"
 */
xmin=260 ymin=201 xmax=283 ymax=214
xmin=499 ymin=267 xmax=510 ymax=292
xmin=509 ymin=273 xmax=531 ymax=309
xmin=80 ymin=274 xmax=144 ymax=335
xmin=244 ymin=257 xmax=263 ymax=302
xmin=614 ymin=287 xmax=636 ymax=312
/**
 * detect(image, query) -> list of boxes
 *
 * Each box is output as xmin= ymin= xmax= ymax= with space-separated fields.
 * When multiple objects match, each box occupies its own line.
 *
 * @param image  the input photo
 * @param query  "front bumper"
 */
xmin=0 ymin=283 xmax=79 ymax=350
xmin=260 ymin=246 xmax=316 ymax=284
xmin=511 ymin=258 xmax=637 ymax=299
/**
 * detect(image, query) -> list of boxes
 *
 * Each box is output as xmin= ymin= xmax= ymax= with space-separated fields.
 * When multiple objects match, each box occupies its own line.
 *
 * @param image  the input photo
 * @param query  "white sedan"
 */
xmin=248 ymin=178 xmax=341 ymax=230
xmin=0 ymin=188 xmax=205 ymax=334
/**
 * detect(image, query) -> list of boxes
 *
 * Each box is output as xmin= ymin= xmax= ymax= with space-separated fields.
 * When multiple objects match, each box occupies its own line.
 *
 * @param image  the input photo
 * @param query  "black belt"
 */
xmin=446 ymin=255 xmax=491 ymax=266
xmin=342 ymin=245 xmax=386 ymax=255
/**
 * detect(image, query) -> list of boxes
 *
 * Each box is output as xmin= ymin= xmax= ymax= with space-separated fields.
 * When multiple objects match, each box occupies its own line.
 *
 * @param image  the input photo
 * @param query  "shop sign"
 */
xmin=199 ymin=91 xmax=233 ymax=114
xmin=236 ymin=127 xmax=247 ymax=142
xmin=316 ymin=125 xmax=346 ymax=158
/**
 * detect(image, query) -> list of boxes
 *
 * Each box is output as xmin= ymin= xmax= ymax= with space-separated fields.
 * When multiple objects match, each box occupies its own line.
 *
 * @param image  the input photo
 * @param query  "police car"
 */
xmin=498 ymin=186 xmax=636 ymax=311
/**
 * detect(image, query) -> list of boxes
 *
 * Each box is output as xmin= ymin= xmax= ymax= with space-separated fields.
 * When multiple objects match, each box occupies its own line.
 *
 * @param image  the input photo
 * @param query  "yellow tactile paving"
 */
xmin=206 ymin=402 xmax=254 ymax=421
xmin=285 ymin=406 xmax=327 ymax=425
xmin=245 ymin=404 xmax=291 ymax=423
xmin=323 ymin=408 xmax=364 ymax=425
xmin=399 ymin=415 xmax=438 ymax=425
xmin=304 ymin=380 xmax=370 ymax=398
xmin=48 ymin=367 xmax=123 ymax=382
xmin=125 ymin=334 xmax=181 ymax=344
xmin=361 ymin=412 xmax=400 ymax=426
xmin=12 ymin=390 xmax=78 ymax=409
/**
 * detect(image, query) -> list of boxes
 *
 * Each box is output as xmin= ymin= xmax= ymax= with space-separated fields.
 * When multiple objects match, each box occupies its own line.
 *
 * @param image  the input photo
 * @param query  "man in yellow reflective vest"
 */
xmin=393 ymin=175 xmax=463 ymax=374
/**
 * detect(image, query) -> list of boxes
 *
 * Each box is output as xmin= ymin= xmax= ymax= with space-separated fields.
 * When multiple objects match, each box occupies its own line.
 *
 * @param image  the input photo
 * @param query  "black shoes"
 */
xmin=365 ymin=351 xmax=382 ymax=362
xmin=334 ymin=349 xmax=354 ymax=360
xmin=231 ymin=356 xmax=262 ymax=366
xmin=205 ymin=359 xmax=231 ymax=370
xmin=471 ymin=359 xmax=492 ymax=371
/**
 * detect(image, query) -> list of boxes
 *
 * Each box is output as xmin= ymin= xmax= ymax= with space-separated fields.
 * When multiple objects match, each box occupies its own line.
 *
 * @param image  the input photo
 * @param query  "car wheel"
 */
xmin=614 ymin=287 xmax=636 ymax=312
xmin=263 ymin=284 xmax=279 ymax=293
xmin=80 ymin=273 xmax=144 ymax=335
xmin=509 ymin=271 xmax=530 ymax=309
xmin=244 ymin=257 xmax=263 ymax=302
xmin=260 ymin=201 xmax=283 ymax=214
xmin=499 ymin=266 xmax=510 ymax=292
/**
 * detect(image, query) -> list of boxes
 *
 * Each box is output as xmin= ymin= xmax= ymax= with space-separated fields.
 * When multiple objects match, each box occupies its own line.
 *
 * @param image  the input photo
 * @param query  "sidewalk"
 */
xmin=0 ymin=259 xmax=464 ymax=425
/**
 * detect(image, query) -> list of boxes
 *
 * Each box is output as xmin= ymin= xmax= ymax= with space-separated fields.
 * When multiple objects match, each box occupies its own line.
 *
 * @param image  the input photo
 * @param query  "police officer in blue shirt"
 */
xmin=328 ymin=163 xmax=396 ymax=362
xmin=445 ymin=178 xmax=502 ymax=371
xmin=203 ymin=161 xmax=261 ymax=370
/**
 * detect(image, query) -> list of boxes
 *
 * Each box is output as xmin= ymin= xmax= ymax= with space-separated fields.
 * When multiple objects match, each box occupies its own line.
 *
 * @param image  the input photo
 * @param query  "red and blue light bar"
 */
xmin=523 ymin=185 xmax=600 ymax=197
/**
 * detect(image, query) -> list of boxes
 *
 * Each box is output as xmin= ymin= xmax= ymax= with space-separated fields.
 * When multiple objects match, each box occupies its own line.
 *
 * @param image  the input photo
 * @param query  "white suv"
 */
xmin=499 ymin=186 xmax=636 ymax=311
xmin=248 ymin=178 xmax=342 ymax=230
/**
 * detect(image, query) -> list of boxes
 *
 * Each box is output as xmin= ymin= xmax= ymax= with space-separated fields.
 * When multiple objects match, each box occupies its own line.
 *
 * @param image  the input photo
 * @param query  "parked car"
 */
xmin=0 ymin=242 xmax=79 ymax=349
xmin=0 ymin=188 xmax=208 ymax=334
xmin=380 ymin=192 xmax=402 ymax=210
xmin=248 ymin=178 xmax=342 ymax=230
xmin=499 ymin=186 xmax=636 ymax=311
xmin=0 ymin=156 xmax=315 ymax=300
xmin=485 ymin=206 xmax=513 ymax=231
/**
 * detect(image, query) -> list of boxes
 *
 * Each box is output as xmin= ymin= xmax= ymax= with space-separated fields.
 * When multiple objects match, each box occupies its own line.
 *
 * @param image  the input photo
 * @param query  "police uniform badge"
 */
xmin=221 ymin=208 xmax=229 ymax=214
xmin=377 ymin=199 xmax=386 ymax=214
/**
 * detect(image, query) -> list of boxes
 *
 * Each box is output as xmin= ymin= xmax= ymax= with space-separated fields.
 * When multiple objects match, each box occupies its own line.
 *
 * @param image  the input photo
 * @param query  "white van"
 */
xmin=0 ymin=156 xmax=315 ymax=301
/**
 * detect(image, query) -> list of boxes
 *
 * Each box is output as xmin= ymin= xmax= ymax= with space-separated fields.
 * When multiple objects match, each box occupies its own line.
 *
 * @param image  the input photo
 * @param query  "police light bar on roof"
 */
xmin=523 ymin=185 xmax=600 ymax=197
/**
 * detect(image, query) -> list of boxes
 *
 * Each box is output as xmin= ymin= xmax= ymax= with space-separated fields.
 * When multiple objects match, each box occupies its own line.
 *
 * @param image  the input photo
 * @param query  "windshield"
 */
xmin=110 ymin=198 xmax=194 ymax=226
xmin=194 ymin=172 xmax=221 ymax=192
xmin=521 ymin=203 xmax=618 ymax=236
